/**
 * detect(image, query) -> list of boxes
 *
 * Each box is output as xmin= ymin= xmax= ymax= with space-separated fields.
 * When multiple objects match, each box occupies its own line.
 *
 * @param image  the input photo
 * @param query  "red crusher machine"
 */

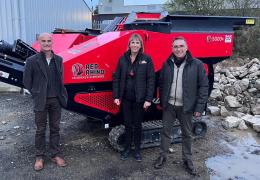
xmin=0 ymin=12 xmax=256 ymax=151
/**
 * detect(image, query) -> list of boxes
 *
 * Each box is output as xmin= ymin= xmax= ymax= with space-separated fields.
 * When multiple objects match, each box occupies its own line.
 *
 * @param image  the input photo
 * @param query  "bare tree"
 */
xmin=164 ymin=0 xmax=226 ymax=15
xmin=227 ymin=0 xmax=260 ymax=9
xmin=227 ymin=0 xmax=260 ymax=16
xmin=163 ymin=0 xmax=260 ymax=58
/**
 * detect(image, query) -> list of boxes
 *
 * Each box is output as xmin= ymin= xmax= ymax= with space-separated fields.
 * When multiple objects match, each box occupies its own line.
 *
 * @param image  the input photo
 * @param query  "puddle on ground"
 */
xmin=206 ymin=130 xmax=260 ymax=180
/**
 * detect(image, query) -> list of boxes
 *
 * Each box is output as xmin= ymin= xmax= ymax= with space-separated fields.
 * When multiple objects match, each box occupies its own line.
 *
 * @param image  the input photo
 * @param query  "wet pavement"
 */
xmin=206 ymin=130 xmax=260 ymax=180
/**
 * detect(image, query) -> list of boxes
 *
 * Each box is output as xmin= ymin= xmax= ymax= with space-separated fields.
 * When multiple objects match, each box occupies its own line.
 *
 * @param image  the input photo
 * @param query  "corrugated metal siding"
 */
xmin=0 ymin=0 xmax=25 ymax=43
xmin=0 ymin=0 xmax=92 ymax=45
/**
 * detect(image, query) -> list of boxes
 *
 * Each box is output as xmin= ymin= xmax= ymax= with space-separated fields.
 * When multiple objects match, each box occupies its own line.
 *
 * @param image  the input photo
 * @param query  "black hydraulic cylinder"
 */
xmin=0 ymin=39 xmax=37 ymax=60
xmin=0 ymin=40 xmax=20 ymax=59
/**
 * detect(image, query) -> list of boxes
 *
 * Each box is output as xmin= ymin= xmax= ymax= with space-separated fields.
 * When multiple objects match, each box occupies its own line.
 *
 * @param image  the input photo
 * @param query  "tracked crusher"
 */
xmin=0 ymin=12 xmax=256 ymax=151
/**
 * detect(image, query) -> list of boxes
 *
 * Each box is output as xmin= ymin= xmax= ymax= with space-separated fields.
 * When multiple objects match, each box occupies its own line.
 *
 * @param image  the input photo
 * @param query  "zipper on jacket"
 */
xmin=173 ymin=67 xmax=180 ymax=106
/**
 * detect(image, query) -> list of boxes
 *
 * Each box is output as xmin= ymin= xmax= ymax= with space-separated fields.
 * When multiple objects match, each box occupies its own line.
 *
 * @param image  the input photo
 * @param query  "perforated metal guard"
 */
xmin=74 ymin=92 xmax=119 ymax=115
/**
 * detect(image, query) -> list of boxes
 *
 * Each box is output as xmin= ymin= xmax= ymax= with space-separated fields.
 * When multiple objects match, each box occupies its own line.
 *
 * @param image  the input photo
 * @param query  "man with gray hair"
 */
xmin=23 ymin=33 xmax=68 ymax=171
xmin=154 ymin=37 xmax=208 ymax=175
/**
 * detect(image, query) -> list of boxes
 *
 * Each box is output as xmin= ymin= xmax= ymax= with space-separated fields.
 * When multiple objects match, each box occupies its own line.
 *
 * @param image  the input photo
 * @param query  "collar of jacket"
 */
xmin=124 ymin=50 xmax=143 ymax=63
xmin=40 ymin=50 xmax=55 ymax=60
xmin=37 ymin=51 xmax=60 ymax=79
xmin=167 ymin=50 xmax=193 ymax=65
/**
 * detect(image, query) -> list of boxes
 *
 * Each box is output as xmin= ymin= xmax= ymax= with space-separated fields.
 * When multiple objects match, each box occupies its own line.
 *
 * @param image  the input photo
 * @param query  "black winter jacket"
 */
xmin=113 ymin=51 xmax=155 ymax=103
xmin=159 ymin=51 xmax=209 ymax=113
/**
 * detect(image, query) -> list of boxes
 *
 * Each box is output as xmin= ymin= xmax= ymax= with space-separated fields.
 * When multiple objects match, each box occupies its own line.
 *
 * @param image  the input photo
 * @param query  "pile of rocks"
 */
xmin=208 ymin=58 xmax=260 ymax=132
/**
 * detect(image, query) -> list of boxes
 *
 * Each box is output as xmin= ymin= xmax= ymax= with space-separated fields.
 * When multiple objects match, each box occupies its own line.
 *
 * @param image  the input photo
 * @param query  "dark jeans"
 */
xmin=122 ymin=99 xmax=144 ymax=152
xmin=34 ymin=97 xmax=62 ymax=158
xmin=160 ymin=104 xmax=193 ymax=161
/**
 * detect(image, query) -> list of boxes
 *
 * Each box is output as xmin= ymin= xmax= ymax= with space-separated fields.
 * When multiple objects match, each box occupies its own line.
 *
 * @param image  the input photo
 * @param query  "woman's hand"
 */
xmin=143 ymin=101 xmax=151 ymax=110
xmin=114 ymin=99 xmax=120 ymax=106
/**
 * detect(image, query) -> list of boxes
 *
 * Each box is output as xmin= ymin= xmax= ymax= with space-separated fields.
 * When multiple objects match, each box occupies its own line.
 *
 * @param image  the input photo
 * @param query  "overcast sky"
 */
xmin=85 ymin=0 xmax=166 ymax=9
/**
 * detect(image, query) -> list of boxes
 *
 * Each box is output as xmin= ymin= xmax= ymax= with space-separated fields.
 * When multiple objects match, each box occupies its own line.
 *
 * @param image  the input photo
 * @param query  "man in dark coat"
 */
xmin=154 ymin=36 xmax=209 ymax=175
xmin=23 ymin=33 xmax=68 ymax=171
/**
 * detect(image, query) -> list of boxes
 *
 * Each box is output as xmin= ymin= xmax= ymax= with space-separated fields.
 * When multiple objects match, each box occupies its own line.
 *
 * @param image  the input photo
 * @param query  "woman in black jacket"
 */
xmin=113 ymin=34 xmax=155 ymax=161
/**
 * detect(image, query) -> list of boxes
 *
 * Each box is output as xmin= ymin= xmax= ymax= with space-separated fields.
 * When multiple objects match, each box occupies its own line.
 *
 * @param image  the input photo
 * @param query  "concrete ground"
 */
xmin=0 ymin=82 xmax=21 ymax=93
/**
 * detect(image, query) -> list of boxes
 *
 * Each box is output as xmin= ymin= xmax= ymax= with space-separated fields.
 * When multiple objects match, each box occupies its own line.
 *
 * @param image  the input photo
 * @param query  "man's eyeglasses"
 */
xmin=173 ymin=45 xmax=185 ymax=49
xmin=40 ymin=40 xmax=52 ymax=43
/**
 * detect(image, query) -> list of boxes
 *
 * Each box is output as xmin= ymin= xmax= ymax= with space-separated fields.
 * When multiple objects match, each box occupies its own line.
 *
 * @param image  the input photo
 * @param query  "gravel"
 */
xmin=0 ymin=93 xmax=230 ymax=180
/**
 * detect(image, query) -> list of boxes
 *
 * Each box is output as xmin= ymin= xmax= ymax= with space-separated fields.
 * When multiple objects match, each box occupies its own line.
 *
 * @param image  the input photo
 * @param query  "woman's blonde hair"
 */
xmin=127 ymin=34 xmax=144 ymax=53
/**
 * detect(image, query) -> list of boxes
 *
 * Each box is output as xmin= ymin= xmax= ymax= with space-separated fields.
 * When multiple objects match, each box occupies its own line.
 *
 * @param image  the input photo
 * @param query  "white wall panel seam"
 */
xmin=20 ymin=0 xmax=27 ymax=41
xmin=1 ymin=0 xmax=92 ymax=44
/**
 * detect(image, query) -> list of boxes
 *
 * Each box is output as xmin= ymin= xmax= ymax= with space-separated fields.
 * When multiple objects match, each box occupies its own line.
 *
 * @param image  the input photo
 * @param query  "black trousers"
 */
xmin=34 ymin=97 xmax=62 ymax=158
xmin=122 ymin=99 xmax=144 ymax=152
xmin=160 ymin=104 xmax=193 ymax=161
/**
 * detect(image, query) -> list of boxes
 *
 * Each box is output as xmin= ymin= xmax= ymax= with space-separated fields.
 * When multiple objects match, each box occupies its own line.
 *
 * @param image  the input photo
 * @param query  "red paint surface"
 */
xmin=59 ymin=30 xmax=233 ymax=84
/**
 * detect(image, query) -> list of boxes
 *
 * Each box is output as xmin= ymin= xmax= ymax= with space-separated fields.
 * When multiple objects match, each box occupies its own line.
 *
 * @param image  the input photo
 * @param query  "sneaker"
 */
xmin=120 ymin=149 xmax=130 ymax=160
xmin=134 ymin=152 xmax=142 ymax=162
xmin=154 ymin=156 xmax=166 ymax=169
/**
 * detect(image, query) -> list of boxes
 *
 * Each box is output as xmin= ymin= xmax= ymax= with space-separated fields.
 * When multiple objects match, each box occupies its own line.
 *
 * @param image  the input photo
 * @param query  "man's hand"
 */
xmin=143 ymin=101 xmax=151 ymax=109
xmin=194 ymin=112 xmax=201 ymax=119
xmin=114 ymin=99 xmax=120 ymax=106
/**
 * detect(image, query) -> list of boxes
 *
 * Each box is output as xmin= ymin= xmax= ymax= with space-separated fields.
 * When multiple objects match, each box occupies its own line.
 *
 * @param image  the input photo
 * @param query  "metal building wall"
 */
xmin=0 ymin=0 xmax=26 ymax=44
xmin=0 ymin=0 xmax=92 ymax=45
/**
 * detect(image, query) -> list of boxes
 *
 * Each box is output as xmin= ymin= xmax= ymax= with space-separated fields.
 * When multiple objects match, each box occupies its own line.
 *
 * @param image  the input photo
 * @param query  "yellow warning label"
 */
xmin=246 ymin=19 xmax=255 ymax=25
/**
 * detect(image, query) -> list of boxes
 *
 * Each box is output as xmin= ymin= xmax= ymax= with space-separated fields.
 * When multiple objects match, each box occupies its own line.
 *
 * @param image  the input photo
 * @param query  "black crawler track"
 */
xmin=108 ymin=119 xmax=207 ymax=152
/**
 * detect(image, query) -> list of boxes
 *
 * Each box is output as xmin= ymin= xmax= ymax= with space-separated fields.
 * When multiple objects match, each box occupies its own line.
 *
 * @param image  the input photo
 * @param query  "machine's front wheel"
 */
xmin=108 ymin=125 xmax=125 ymax=152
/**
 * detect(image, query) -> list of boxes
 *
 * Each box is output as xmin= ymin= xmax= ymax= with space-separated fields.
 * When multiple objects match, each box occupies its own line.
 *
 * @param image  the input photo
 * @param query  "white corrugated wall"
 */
xmin=0 ymin=0 xmax=92 ymax=45
xmin=0 ymin=0 xmax=26 ymax=44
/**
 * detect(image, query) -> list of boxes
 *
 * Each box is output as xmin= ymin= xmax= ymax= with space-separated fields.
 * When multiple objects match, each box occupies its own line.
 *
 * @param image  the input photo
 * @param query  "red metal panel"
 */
xmin=32 ymin=34 xmax=94 ymax=53
xmin=60 ymin=30 xmax=234 ymax=85
xmin=136 ymin=13 xmax=161 ymax=20
xmin=143 ymin=32 xmax=234 ymax=71
xmin=204 ymin=64 xmax=209 ymax=76
xmin=61 ymin=31 xmax=131 ymax=84
xmin=74 ymin=92 xmax=119 ymax=114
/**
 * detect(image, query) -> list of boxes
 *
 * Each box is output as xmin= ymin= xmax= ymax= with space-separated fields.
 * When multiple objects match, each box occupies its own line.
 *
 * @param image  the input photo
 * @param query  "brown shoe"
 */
xmin=51 ymin=156 xmax=67 ymax=167
xmin=34 ymin=158 xmax=44 ymax=171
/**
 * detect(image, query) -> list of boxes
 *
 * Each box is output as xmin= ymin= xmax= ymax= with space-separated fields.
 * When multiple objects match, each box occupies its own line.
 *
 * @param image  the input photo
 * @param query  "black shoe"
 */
xmin=134 ymin=152 xmax=142 ymax=162
xmin=183 ymin=160 xmax=197 ymax=175
xmin=154 ymin=156 xmax=166 ymax=169
xmin=120 ymin=149 xmax=130 ymax=160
